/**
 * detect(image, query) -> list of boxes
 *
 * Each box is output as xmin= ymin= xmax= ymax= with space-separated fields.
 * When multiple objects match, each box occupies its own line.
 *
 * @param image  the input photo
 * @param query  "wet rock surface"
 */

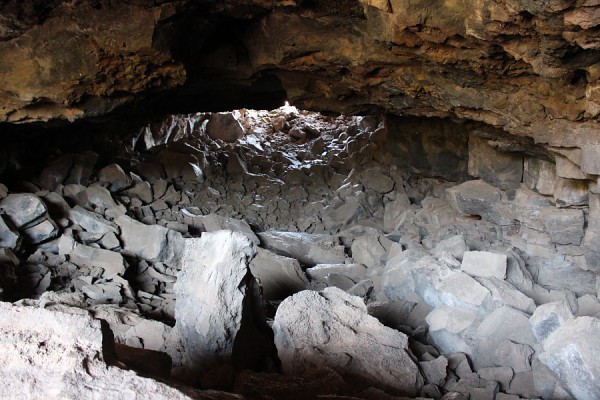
xmin=0 ymin=108 xmax=599 ymax=399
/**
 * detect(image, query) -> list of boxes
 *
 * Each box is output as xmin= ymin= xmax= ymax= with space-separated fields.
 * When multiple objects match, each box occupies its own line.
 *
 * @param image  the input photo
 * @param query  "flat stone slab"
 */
xmin=461 ymin=251 xmax=507 ymax=279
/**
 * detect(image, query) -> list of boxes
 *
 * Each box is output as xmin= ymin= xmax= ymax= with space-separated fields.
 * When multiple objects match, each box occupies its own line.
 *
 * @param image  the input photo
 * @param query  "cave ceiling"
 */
xmin=0 ymin=0 xmax=598 ymax=149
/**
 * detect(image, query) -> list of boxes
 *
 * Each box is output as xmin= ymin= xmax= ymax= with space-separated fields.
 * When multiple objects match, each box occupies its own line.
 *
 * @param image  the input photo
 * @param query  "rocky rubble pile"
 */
xmin=1 ymin=106 xmax=600 ymax=399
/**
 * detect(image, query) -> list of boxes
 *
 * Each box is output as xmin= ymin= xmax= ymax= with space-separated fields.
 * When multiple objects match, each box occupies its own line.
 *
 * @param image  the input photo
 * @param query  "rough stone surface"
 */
xmin=0 ymin=193 xmax=47 ymax=228
xmin=446 ymin=180 xmax=512 ymax=225
xmin=206 ymin=113 xmax=245 ymax=143
xmin=0 ymin=302 xmax=206 ymax=400
xmin=461 ymin=251 xmax=507 ymax=279
xmin=172 ymin=231 xmax=273 ymax=373
xmin=540 ymin=317 xmax=600 ymax=400
xmin=468 ymin=134 xmax=523 ymax=191
xmin=116 ymin=215 xmax=183 ymax=265
xmin=249 ymin=247 xmax=308 ymax=300
xmin=540 ymin=207 xmax=585 ymax=245
xmin=273 ymin=287 xmax=424 ymax=396
xmin=529 ymin=301 xmax=575 ymax=342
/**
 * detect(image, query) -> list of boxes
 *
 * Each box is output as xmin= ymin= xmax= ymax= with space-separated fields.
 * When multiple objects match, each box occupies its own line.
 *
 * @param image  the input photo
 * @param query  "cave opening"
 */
xmin=1 ymin=0 xmax=600 ymax=399
xmin=1 ymin=97 xmax=598 ymax=400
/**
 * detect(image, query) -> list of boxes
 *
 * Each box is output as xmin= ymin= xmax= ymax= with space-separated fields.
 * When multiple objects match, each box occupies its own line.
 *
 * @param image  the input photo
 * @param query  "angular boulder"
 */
xmin=273 ymin=287 xmax=423 ymax=396
xmin=249 ymin=247 xmax=308 ymax=300
xmin=446 ymin=180 xmax=512 ymax=225
xmin=0 ymin=302 xmax=202 ymax=400
xmin=539 ymin=317 xmax=600 ymax=400
xmin=116 ymin=215 xmax=183 ymax=266
xmin=529 ymin=301 xmax=574 ymax=342
xmin=206 ymin=112 xmax=245 ymax=142
xmin=172 ymin=231 xmax=273 ymax=373
xmin=461 ymin=251 xmax=507 ymax=279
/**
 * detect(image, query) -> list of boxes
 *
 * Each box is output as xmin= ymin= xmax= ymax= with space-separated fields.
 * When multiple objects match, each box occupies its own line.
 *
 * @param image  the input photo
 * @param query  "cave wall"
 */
xmin=0 ymin=0 xmax=599 ymax=199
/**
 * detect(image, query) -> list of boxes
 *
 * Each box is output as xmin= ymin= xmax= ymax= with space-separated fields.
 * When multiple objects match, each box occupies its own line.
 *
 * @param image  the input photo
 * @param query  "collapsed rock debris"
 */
xmin=1 ymin=106 xmax=599 ymax=400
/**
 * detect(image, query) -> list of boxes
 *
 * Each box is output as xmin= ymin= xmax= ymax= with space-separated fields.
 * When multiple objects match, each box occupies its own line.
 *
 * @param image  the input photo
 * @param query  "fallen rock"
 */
xmin=474 ymin=306 xmax=537 ymax=370
xmin=273 ymin=287 xmax=424 ymax=396
xmin=257 ymin=231 xmax=339 ymax=266
xmin=38 ymin=153 xmax=74 ymax=190
xmin=446 ymin=180 xmax=513 ymax=225
xmin=461 ymin=251 xmax=507 ymax=279
xmin=383 ymin=192 xmax=411 ymax=232
xmin=419 ymin=356 xmax=448 ymax=386
xmin=96 ymin=163 xmax=133 ymax=192
xmin=202 ymin=214 xmax=260 ymax=245
xmin=116 ymin=215 xmax=183 ymax=266
xmin=432 ymin=234 xmax=468 ymax=261
xmin=206 ymin=112 xmax=245 ymax=142
xmin=22 ymin=218 xmax=59 ymax=244
xmin=0 ymin=213 xmax=21 ymax=249
xmin=171 ymin=231 xmax=273 ymax=375
xmin=476 ymin=277 xmax=536 ymax=314
xmin=249 ymin=247 xmax=308 ymax=300
xmin=0 ymin=302 xmax=206 ymax=400
xmin=495 ymin=339 xmax=534 ymax=372
xmin=529 ymin=301 xmax=574 ymax=342
xmin=351 ymin=235 xmax=392 ymax=268
xmin=68 ymin=205 xmax=119 ymax=235
xmin=0 ymin=193 xmax=47 ymax=228
xmin=539 ymin=316 xmax=600 ymax=400
xmin=64 ymin=150 xmax=98 ymax=186
xmin=62 ymin=241 xmax=127 ymax=277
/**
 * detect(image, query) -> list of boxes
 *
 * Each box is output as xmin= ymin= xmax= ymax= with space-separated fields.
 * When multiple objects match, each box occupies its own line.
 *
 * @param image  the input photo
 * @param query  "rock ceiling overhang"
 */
xmin=0 ymin=0 xmax=598 ymax=149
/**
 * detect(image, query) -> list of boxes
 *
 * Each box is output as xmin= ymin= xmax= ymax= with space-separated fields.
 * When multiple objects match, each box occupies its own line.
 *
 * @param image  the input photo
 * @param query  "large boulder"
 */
xmin=272 ymin=287 xmax=424 ymax=396
xmin=539 ymin=317 xmax=600 ymax=400
xmin=171 ymin=231 xmax=274 ymax=375
xmin=0 ymin=302 xmax=217 ymax=400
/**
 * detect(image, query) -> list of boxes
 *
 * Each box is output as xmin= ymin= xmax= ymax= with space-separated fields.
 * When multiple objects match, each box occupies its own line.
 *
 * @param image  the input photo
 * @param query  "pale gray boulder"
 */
xmin=539 ymin=316 xmax=600 ymax=400
xmin=0 ymin=193 xmax=47 ymax=228
xmin=0 ymin=302 xmax=213 ymax=400
xmin=474 ymin=306 xmax=537 ymax=370
xmin=529 ymin=301 xmax=574 ymax=342
xmin=494 ymin=340 xmax=534 ymax=372
xmin=475 ymin=277 xmax=536 ymax=314
xmin=249 ymin=247 xmax=308 ymax=300
xmin=201 ymin=214 xmax=259 ymax=245
xmin=419 ymin=356 xmax=449 ymax=386
xmin=351 ymin=235 xmax=393 ymax=268
xmin=461 ymin=251 xmax=507 ymax=280
xmin=171 ymin=231 xmax=273 ymax=374
xmin=383 ymin=190 xmax=411 ymax=232
xmin=22 ymin=218 xmax=59 ymax=244
xmin=273 ymin=287 xmax=424 ymax=396
xmin=432 ymin=234 xmax=468 ymax=261
xmin=63 ymin=241 xmax=127 ymax=277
